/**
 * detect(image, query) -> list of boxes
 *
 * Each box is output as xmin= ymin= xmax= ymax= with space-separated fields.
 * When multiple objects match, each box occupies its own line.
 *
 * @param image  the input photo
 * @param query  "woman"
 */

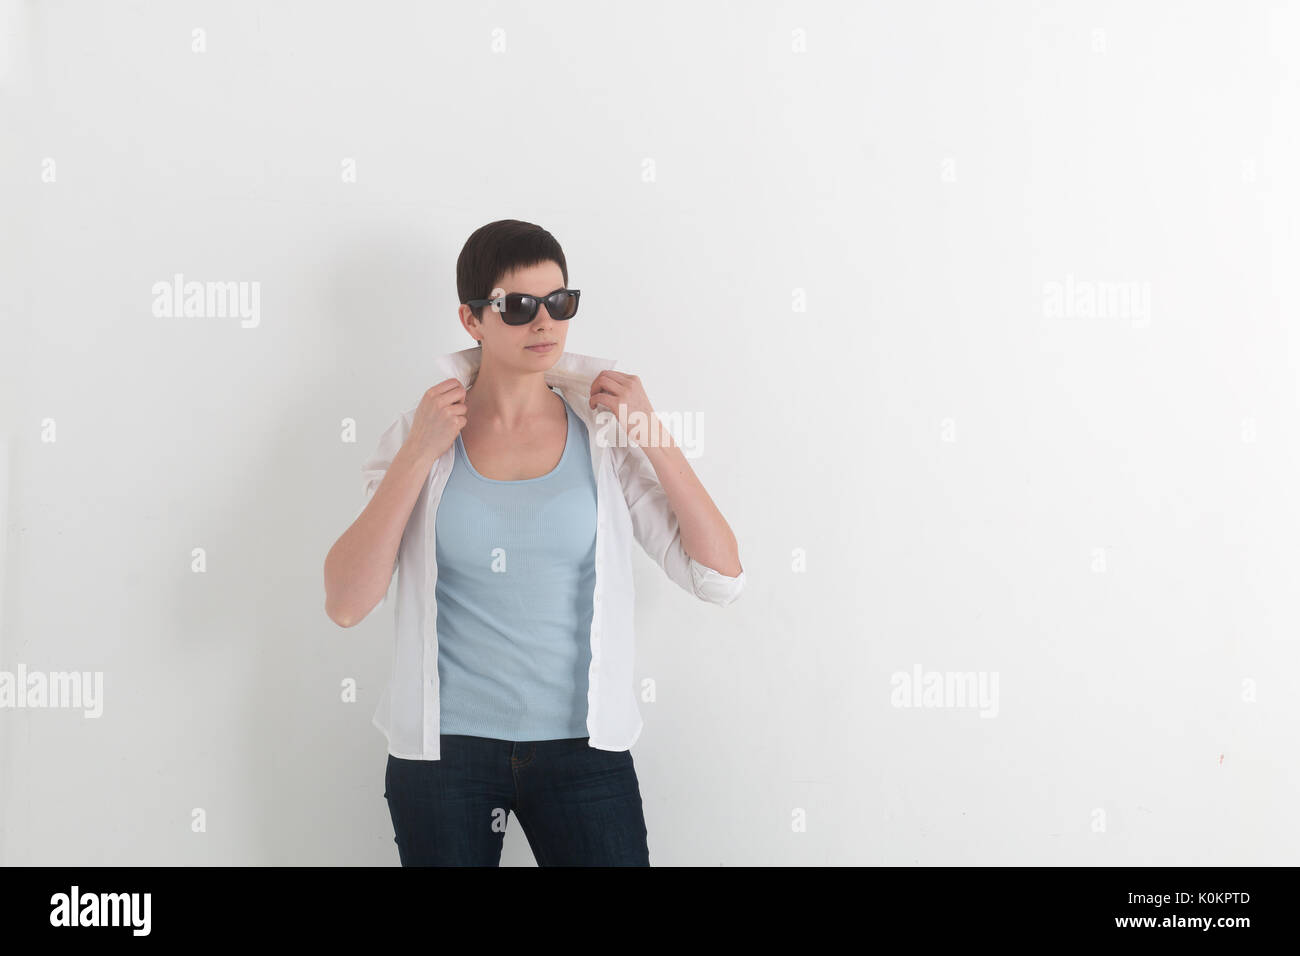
xmin=323 ymin=219 xmax=745 ymax=866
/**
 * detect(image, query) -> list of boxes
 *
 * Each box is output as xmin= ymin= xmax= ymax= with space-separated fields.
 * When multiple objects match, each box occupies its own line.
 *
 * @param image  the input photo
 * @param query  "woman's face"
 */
xmin=462 ymin=260 xmax=570 ymax=368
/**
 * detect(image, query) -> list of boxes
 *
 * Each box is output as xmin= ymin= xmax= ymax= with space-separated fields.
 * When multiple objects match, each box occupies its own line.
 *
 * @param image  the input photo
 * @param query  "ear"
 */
xmin=458 ymin=302 xmax=480 ymax=337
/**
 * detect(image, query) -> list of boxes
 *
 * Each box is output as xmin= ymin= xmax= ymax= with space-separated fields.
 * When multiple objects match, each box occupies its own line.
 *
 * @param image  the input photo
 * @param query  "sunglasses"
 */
xmin=464 ymin=288 xmax=581 ymax=326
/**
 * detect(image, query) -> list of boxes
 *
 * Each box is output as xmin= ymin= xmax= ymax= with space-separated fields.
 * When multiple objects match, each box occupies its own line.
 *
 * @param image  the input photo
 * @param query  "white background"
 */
xmin=3 ymin=0 xmax=1298 ymax=865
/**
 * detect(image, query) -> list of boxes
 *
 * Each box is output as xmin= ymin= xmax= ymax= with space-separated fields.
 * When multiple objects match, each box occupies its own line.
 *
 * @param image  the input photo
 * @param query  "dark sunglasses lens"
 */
xmin=547 ymin=291 xmax=578 ymax=320
xmin=501 ymin=294 xmax=536 ymax=325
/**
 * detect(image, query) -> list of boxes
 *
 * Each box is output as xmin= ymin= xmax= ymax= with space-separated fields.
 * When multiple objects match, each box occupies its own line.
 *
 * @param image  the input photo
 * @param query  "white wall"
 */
xmin=2 ymin=0 xmax=1298 ymax=865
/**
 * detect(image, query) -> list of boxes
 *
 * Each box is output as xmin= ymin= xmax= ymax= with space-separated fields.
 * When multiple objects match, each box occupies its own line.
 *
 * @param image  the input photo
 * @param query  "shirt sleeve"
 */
xmin=612 ymin=435 xmax=745 ymax=607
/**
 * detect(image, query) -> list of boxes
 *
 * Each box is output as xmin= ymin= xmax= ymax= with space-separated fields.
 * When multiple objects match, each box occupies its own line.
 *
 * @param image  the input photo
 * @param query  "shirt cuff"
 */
xmin=688 ymin=556 xmax=746 ymax=607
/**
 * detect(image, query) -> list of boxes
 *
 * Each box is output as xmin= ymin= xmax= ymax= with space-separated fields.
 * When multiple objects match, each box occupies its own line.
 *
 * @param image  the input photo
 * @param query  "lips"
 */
xmin=526 ymin=343 xmax=557 ymax=351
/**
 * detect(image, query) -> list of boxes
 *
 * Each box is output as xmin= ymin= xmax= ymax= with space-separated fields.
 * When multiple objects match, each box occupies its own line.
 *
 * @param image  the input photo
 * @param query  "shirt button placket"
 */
xmin=592 ymin=510 xmax=603 ymax=676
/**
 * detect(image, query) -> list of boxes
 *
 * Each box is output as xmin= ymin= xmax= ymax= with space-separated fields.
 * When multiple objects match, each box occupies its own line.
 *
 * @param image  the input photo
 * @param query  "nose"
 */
xmin=528 ymin=299 xmax=555 ymax=327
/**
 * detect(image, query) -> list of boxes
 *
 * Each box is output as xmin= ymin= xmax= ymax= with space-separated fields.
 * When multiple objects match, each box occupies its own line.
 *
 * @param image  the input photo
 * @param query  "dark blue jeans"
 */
xmin=383 ymin=734 xmax=650 ymax=866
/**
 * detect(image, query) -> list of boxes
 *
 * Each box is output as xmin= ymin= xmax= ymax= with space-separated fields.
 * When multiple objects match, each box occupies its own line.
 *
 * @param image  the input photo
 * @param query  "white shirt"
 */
xmin=357 ymin=347 xmax=746 ymax=760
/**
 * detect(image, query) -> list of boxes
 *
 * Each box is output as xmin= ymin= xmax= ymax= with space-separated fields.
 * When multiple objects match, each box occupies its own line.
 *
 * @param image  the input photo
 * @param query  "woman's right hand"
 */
xmin=404 ymin=378 xmax=467 ymax=464
xmin=325 ymin=379 xmax=466 ymax=627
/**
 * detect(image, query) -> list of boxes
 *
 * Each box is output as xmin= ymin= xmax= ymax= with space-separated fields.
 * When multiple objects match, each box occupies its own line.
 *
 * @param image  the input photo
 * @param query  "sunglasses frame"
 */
xmin=464 ymin=288 xmax=581 ymax=326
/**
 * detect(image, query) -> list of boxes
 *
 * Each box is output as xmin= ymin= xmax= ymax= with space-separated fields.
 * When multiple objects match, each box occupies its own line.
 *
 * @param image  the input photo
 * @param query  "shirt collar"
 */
xmin=431 ymin=346 xmax=619 ymax=390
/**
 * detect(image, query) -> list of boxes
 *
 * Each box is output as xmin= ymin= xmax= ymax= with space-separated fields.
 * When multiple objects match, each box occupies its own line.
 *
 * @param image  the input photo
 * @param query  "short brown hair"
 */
xmin=456 ymin=219 xmax=569 ymax=321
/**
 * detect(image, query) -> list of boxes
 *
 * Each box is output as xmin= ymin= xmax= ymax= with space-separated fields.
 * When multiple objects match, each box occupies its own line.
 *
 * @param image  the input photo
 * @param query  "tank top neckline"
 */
xmin=454 ymin=386 xmax=574 ymax=485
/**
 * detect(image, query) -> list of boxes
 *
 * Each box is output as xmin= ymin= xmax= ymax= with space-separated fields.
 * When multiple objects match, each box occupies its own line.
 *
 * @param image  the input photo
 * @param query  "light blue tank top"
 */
xmin=434 ymin=387 xmax=597 ymax=741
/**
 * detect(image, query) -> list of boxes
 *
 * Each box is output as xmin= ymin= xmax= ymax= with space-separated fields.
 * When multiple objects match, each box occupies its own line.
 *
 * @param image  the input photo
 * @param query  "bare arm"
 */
xmin=323 ymin=442 xmax=437 ymax=627
xmin=590 ymin=370 xmax=743 ymax=579
xmin=637 ymin=437 xmax=742 ymax=577
xmin=324 ymin=379 xmax=467 ymax=627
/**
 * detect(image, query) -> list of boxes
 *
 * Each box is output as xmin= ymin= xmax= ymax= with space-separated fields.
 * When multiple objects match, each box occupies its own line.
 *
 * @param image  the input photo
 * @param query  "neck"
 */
xmin=466 ymin=350 xmax=558 ymax=429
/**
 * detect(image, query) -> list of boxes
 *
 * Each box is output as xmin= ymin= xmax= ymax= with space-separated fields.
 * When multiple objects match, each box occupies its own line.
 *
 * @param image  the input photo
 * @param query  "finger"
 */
xmin=589 ymin=374 xmax=623 ymax=398
xmin=589 ymin=386 xmax=619 ymax=408
xmin=438 ymin=387 xmax=469 ymax=409
xmin=589 ymin=391 xmax=627 ymax=414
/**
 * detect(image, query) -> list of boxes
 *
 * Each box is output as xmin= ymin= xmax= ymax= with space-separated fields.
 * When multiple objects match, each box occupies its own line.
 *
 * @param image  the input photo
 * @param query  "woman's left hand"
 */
xmin=588 ymin=370 xmax=660 ymax=448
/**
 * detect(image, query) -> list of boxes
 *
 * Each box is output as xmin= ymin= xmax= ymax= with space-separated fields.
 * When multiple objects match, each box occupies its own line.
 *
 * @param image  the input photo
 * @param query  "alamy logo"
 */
xmin=1042 ymin=274 xmax=1150 ymax=328
xmin=50 ymin=886 xmax=151 ymax=936
xmin=152 ymin=272 xmax=261 ymax=328
xmin=890 ymin=664 xmax=999 ymax=718
xmin=0 ymin=664 xmax=103 ymax=717
xmin=592 ymin=404 xmax=704 ymax=458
